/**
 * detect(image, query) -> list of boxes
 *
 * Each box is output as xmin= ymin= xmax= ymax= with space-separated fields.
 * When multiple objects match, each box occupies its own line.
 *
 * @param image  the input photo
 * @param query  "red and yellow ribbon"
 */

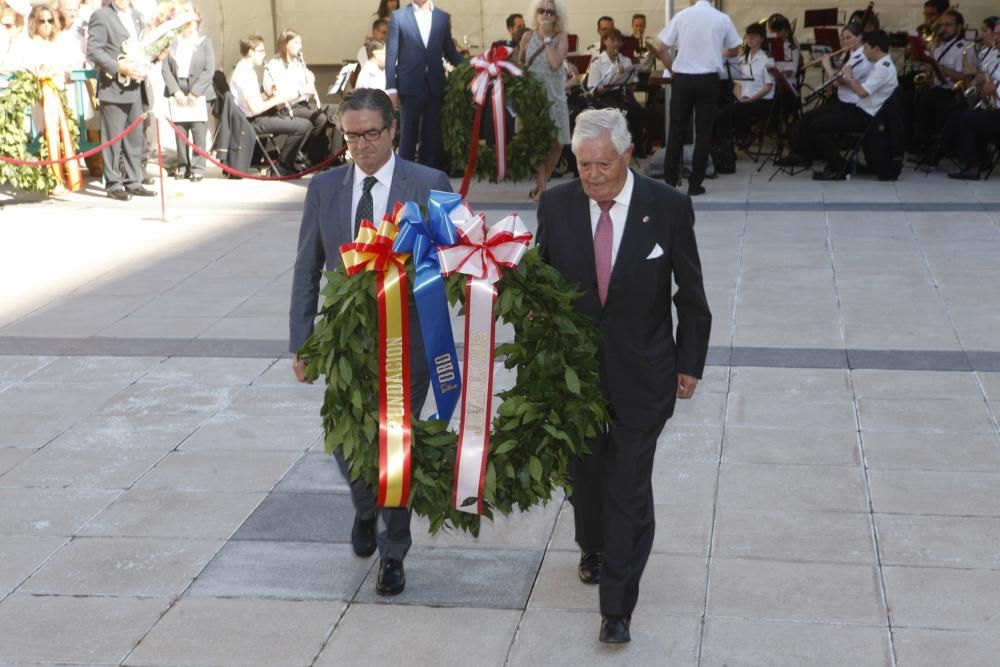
xmin=340 ymin=212 xmax=413 ymax=508
xmin=39 ymin=78 xmax=82 ymax=192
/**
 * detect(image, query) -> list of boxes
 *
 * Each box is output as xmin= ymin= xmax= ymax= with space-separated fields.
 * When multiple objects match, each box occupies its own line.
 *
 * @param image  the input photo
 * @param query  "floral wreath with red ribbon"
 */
xmin=299 ymin=193 xmax=607 ymax=535
xmin=442 ymin=46 xmax=557 ymax=197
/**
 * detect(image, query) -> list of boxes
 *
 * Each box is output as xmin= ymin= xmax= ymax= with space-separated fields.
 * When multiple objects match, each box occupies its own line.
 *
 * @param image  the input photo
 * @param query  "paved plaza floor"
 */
xmin=1 ymin=162 xmax=999 ymax=666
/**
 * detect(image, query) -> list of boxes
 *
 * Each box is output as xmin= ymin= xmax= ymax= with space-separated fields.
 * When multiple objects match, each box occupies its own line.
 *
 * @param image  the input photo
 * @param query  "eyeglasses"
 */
xmin=40 ymin=17 xmax=55 ymax=24
xmin=343 ymin=126 xmax=389 ymax=143
xmin=536 ymin=8 xmax=556 ymax=17
xmin=253 ymin=47 xmax=266 ymax=53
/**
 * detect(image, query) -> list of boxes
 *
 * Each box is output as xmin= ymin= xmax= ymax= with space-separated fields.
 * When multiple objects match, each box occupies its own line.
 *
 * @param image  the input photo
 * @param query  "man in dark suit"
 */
xmin=385 ymin=0 xmax=464 ymax=169
xmin=289 ymin=88 xmax=451 ymax=596
xmin=537 ymin=109 xmax=712 ymax=644
xmin=86 ymin=0 xmax=156 ymax=201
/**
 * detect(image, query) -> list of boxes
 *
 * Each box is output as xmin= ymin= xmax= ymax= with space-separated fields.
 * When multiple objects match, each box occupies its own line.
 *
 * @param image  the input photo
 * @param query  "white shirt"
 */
xmin=588 ymin=51 xmax=634 ymax=90
xmin=977 ymin=46 xmax=998 ymax=75
xmin=115 ymin=6 xmax=139 ymax=42
xmin=657 ymin=0 xmax=741 ymax=75
xmin=351 ymin=153 xmax=395 ymax=227
xmin=230 ymin=58 xmax=262 ymax=117
xmin=414 ymin=1 xmax=434 ymax=48
xmin=857 ymin=54 xmax=897 ymax=116
xmin=173 ymin=35 xmax=197 ymax=79
xmin=588 ymin=169 xmax=634 ymax=268
xmin=932 ymin=36 xmax=965 ymax=88
xmin=736 ymin=49 xmax=774 ymax=100
xmin=837 ymin=46 xmax=872 ymax=105
xmin=771 ymin=38 xmax=800 ymax=90
xmin=262 ymin=57 xmax=312 ymax=104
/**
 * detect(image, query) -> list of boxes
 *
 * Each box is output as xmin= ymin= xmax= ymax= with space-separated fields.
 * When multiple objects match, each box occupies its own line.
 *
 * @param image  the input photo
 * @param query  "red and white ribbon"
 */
xmin=460 ymin=46 xmax=523 ymax=197
xmin=439 ymin=206 xmax=532 ymax=513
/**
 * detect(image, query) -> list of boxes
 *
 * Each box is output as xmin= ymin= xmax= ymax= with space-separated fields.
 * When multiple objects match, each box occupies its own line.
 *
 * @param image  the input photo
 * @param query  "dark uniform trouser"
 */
xmin=570 ymin=420 xmax=664 ymax=617
xmin=811 ymin=104 xmax=873 ymax=172
xmin=100 ymin=97 xmax=144 ymax=191
xmin=664 ymin=72 xmax=720 ymax=189
xmin=398 ymin=92 xmax=444 ymax=170
xmin=956 ymin=108 xmax=1000 ymax=168
xmin=333 ymin=303 xmax=429 ymax=562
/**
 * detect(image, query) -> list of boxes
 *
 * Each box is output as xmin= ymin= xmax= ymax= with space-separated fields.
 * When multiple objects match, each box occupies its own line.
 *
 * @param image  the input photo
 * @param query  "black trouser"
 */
xmin=715 ymin=98 xmax=773 ymax=144
xmin=399 ymin=91 xmax=444 ymax=169
xmin=915 ymin=87 xmax=960 ymax=151
xmin=570 ymin=419 xmax=664 ymax=617
xmin=290 ymin=100 xmax=333 ymax=164
xmin=664 ymin=72 xmax=719 ymax=188
xmin=789 ymin=99 xmax=853 ymax=163
xmin=956 ymin=108 xmax=1000 ymax=168
xmin=334 ymin=302 xmax=429 ymax=562
xmin=812 ymin=104 xmax=873 ymax=171
xmin=100 ymin=97 xmax=144 ymax=191
xmin=250 ymin=114 xmax=312 ymax=168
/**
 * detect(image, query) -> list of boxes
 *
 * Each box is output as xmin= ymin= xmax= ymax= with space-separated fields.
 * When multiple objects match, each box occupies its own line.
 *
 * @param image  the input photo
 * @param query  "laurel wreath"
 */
xmin=298 ymin=248 xmax=608 ymax=535
xmin=442 ymin=61 xmax=557 ymax=183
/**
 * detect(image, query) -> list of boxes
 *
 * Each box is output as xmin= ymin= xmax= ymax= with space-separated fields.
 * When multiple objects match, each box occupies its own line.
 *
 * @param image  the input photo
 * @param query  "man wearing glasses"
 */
xmin=289 ymin=87 xmax=452 ymax=597
xmin=230 ymin=34 xmax=311 ymax=175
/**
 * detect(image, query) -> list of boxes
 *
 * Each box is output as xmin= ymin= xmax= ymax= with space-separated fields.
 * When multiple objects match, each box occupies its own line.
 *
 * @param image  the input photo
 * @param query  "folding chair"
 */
xmin=833 ymin=93 xmax=899 ymax=180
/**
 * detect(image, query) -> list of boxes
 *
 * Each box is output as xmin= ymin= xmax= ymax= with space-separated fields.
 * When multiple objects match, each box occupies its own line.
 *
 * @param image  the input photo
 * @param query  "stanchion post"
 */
xmin=154 ymin=111 xmax=167 ymax=222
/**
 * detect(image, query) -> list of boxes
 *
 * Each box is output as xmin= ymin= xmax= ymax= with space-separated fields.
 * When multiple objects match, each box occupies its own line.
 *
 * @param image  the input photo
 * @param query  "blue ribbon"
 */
xmin=393 ymin=190 xmax=463 ymax=422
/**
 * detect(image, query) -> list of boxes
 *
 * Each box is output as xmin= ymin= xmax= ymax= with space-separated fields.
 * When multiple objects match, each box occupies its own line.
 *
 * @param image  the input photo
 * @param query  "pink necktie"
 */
xmin=594 ymin=200 xmax=614 ymax=305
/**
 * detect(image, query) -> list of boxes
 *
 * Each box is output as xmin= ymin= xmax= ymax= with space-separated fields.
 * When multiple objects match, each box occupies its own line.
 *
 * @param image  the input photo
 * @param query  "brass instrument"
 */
xmin=953 ymin=44 xmax=978 ymax=91
xmin=921 ymin=4 xmax=958 ymax=50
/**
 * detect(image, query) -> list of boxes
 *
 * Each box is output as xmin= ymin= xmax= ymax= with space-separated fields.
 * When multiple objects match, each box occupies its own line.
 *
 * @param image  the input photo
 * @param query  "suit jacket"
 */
xmin=385 ymin=4 xmax=463 ymax=97
xmin=162 ymin=36 xmax=216 ymax=101
xmin=86 ymin=6 xmax=144 ymax=103
xmin=213 ymin=92 xmax=255 ymax=173
xmin=289 ymin=157 xmax=453 ymax=353
xmin=537 ymin=173 xmax=712 ymax=428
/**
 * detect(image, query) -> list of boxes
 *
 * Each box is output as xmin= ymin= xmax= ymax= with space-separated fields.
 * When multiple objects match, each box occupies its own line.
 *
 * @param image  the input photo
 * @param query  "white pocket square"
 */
xmin=646 ymin=244 xmax=664 ymax=260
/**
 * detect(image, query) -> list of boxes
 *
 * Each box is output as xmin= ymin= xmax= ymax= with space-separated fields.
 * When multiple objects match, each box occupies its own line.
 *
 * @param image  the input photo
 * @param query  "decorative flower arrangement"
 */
xmin=116 ymin=2 xmax=197 ymax=85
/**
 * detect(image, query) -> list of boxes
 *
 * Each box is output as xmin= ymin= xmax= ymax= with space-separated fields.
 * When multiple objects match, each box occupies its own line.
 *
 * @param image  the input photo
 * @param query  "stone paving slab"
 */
xmin=875 ymin=514 xmax=1000 ymax=570
xmin=0 ymin=536 xmax=67 ymax=598
xmin=231 ymin=492 xmax=354 ymax=543
xmin=188 ymin=540 xmax=371 ymax=601
xmin=861 ymin=431 xmax=1000 ymax=472
xmin=316 ymin=604 xmax=521 ymax=667
xmin=712 ymin=508 xmax=875 ymax=564
xmin=123 ymin=597 xmax=344 ymax=667
xmin=272 ymin=452 xmax=351 ymax=494
xmin=892 ymin=628 xmax=1000 ymax=667
xmin=883 ymin=566 xmax=1000 ymax=631
xmin=0 ymin=447 xmax=166 ymax=490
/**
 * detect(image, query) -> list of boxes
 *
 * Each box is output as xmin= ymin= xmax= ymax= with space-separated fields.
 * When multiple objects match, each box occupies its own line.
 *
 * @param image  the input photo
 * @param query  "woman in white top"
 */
xmin=715 ymin=23 xmax=774 ymax=152
xmin=766 ymin=14 xmax=800 ymax=92
xmin=17 ymin=5 xmax=70 ymax=81
xmin=820 ymin=24 xmax=872 ymax=107
xmin=263 ymin=29 xmax=332 ymax=165
xmin=588 ymin=29 xmax=634 ymax=95
xmin=0 ymin=0 xmax=30 ymax=73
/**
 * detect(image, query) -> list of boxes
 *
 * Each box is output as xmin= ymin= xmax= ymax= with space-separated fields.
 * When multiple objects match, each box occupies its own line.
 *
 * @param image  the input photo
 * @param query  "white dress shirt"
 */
xmin=857 ymin=54 xmax=897 ymax=116
xmin=115 ymin=6 xmax=139 ymax=41
xmin=173 ymin=35 xmax=197 ymax=79
xmin=262 ymin=57 xmax=312 ymax=104
xmin=351 ymin=153 xmax=396 ymax=226
xmin=837 ymin=46 xmax=872 ymax=105
xmin=588 ymin=51 xmax=634 ymax=90
xmin=932 ymin=36 xmax=965 ymax=88
xmin=414 ymin=1 xmax=434 ymax=48
xmin=736 ymin=49 xmax=774 ymax=100
xmin=229 ymin=58 xmax=262 ymax=117
xmin=657 ymin=0 xmax=741 ymax=75
xmin=588 ymin=169 xmax=634 ymax=268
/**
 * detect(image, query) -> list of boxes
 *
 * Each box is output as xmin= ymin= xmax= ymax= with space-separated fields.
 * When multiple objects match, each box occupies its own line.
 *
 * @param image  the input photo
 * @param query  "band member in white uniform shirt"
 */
xmin=715 ymin=23 xmax=774 ymax=150
xmin=810 ymin=29 xmax=898 ymax=181
xmin=653 ymin=0 xmax=741 ymax=197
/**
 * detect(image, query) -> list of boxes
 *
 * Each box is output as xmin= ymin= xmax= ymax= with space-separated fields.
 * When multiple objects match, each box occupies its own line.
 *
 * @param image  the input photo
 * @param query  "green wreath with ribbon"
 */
xmin=442 ymin=59 xmax=556 ymax=185
xmin=299 ymin=230 xmax=607 ymax=536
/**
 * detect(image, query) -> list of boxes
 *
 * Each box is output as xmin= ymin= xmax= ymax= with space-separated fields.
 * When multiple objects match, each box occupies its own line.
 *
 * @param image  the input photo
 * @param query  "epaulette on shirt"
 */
xmin=882 ymin=60 xmax=891 ymax=67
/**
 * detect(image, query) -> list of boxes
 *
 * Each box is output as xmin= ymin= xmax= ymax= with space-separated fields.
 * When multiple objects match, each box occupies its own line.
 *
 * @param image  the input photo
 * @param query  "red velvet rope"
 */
xmin=0 ymin=112 xmax=147 ymax=166
xmin=164 ymin=118 xmax=345 ymax=181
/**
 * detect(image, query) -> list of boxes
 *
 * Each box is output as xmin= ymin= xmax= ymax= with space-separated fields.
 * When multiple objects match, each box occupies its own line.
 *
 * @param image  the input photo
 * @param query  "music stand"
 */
xmin=769 ymin=37 xmax=787 ymax=63
xmin=813 ymin=28 xmax=840 ymax=52
xmin=767 ymin=66 xmax=809 ymax=180
xmin=907 ymin=33 xmax=929 ymax=63
xmin=720 ymin=58 xmax=752 ymax=82
xmin=328 ymin=62 xmax=357 ymax=96
xmin=621 ymin=36 xmax=639 ymax=59
xmin=803 ymin=8 xmax=838 ymax=28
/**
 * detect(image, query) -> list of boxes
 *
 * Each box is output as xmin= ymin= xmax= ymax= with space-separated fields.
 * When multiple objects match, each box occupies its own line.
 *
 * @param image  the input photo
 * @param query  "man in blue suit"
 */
xmin=289 ymin=88 xmax=452 ymax=597
xmin=385 ymin=0 xmax=464 ymax=169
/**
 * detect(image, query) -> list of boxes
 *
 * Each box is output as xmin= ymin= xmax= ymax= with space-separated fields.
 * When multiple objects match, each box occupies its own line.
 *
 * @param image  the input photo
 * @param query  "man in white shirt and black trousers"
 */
xmin=810 ymin=30 xmax=898 ymax=181
xmin=653 ymin=0 xmax=741 ymax=196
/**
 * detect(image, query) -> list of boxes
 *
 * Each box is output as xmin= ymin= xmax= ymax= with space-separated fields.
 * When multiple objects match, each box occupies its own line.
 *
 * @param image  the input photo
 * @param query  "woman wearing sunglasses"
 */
xmin=519 ymin=0 xmax=570 ymax=200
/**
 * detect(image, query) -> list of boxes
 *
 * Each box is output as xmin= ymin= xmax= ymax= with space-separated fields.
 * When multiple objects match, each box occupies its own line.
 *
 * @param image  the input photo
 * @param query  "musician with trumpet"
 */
xmin=264 ymin=29 xmax=333 ymax=166
xmin=949 ymin=21 xmax=1000 ymax=179
xmin=913 ymin=9 xmax=967 ymax=156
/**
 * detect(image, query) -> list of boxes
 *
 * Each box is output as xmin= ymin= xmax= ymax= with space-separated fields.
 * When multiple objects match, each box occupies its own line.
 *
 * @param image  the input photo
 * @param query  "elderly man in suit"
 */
xmin=537 ymin=109 xmax=712 ymax=644
xmin=86 ymin=0 xmax=156 ymax=201
xmin=161 ymin=12 xmax=214 ymax=181
xmin=385 ymin=0 xmax=464 ymax=169
xmin=289 ymin=88 xmax=451 ymax=596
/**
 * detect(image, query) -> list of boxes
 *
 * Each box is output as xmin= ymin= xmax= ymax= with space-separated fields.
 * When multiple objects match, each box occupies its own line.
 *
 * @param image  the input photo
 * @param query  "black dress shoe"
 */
xmin=376 ymin=558 xmax=405 ymax=596
xmin=142 ymin=175 xmax=156 ymax=185
xmin=578 ymin=552 xmax=603 ymax=584
xmin=812 ymin=169 xmax=845 ymax=182
xmin=687 ymin=185 xmax=706 ymax=196
xmin=107 ymin=188 xmax=131 ymax=201
xmin=599 ymin=615 xmax=631 ymax=644
xmin=127 ymin=186 xmax=157 ymax=197
xmin=948 ymin=167 xmax=980 ymax=181
xmin=173 ymin=168 xmax=191 ymax=180
xmin=190 ymin=175 xmax=204 ymax=183
xmin=351 ymin=514 xmax=377 ymax=557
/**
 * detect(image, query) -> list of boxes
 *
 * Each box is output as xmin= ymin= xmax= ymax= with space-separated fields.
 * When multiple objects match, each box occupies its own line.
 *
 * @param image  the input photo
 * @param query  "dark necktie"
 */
xmin=594 ymin=200 xmax=614 ymax=305
xmin=354 ymin=175 xmax=378 ymax=233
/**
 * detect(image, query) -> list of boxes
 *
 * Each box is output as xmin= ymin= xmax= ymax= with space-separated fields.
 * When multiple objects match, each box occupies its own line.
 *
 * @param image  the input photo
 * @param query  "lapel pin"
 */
xmin=642 ymin=215 xmax=651 ymax=224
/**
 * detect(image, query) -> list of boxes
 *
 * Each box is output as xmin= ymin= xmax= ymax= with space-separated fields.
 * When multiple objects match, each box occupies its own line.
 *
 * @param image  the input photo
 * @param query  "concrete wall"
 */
xmin=205 ymin=0 xmax=1000 ymax=72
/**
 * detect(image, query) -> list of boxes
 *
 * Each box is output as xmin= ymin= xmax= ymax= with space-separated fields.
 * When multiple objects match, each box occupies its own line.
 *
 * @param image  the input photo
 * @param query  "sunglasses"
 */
xmin=40 ymin=17 xmax=55 ymax=24
xmin=536 ymin=8 xmax=556 ymax=17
